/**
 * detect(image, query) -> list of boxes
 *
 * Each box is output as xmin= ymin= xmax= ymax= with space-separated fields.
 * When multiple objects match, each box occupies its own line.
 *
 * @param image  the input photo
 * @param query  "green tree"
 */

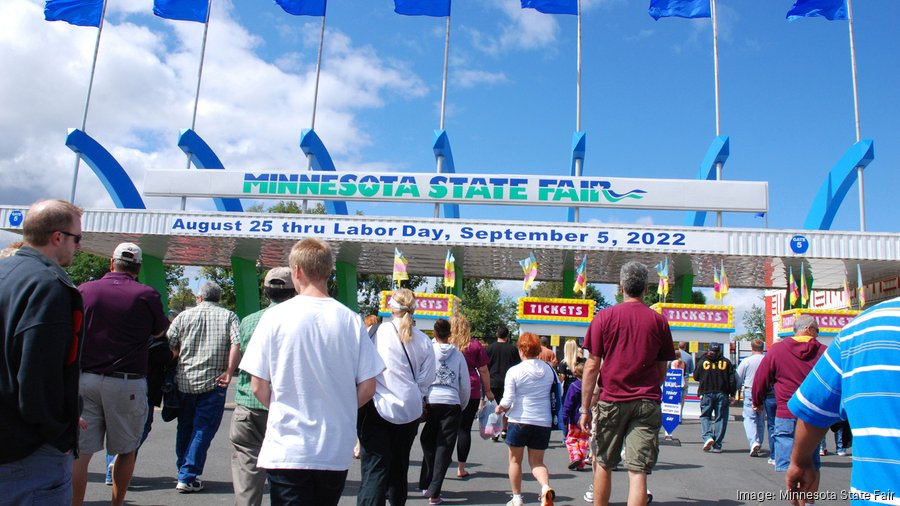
xmin=168 ymin=277 xmax=196 ymax=312
xmin=436 ymin=278 xmax=516 ymax=341
xmin=736 ymin=303 xmax=766 ymax=341
xmin=66 ymin=251 xmax=110 ymax=285
xmin=358 ymin=274 xmax=426 ymax=317
xmin=528 ymin=281 xmax=611 ymax=310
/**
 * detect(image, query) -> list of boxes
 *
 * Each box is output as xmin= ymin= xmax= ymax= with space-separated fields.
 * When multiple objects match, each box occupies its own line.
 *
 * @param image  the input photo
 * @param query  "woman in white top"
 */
xmin=357 ymin=289 xmax=436 ymax=506
xmin=496 ymin=332 xmax=556 ymax=506
xmin=418 ymin=318 xmax=469 ymax=505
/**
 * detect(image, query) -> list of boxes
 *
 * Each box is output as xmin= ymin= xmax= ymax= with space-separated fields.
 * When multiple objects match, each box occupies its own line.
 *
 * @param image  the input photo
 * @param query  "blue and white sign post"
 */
xmin=661 ymin=368 xmax=684 ymax=440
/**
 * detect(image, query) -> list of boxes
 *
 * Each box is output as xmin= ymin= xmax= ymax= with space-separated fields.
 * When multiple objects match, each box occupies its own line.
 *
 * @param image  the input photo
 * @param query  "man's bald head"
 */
xmin=23 ymin=199 xmax=83 ymax=247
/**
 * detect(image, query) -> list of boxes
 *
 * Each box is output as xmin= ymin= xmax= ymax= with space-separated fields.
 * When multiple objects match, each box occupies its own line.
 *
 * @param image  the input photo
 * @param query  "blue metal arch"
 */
xmin=803 ymin=140 xmax=875 ymax=230
xmin=567 ymin=131 xmax=587 ymax=223
xmin=685 ymin=136 xmax=730 ymax=227
xmin=65 ymin=129 xmax=145 ymax=209
xmin=177 ymin=129 xmax=244 ymax=212
xmin=433 ymin=130 xmax=460 ymax=219
xmin=299 ymin=129 xmax=348 ymax=215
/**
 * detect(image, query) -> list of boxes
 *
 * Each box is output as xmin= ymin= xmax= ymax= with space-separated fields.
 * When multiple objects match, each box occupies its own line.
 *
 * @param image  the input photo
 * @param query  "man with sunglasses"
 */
xmin=0 ymin=199 xmax=85 ymax=505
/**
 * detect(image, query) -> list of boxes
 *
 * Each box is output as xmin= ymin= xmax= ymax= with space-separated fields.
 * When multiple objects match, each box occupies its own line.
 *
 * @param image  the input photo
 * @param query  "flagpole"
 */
xmin=69 ymin=0 xmax=109 ymax=204
xmin=846 ymin=0 xmax=864 ymax=231
xmin=434 ymin=15 xmax=451 ymax=219
xmin=303 ymin=13 xmax=327 ymax=214
xmin=710 ymin=0 xmax=722 ymax=227
xmin=181 ymin=0 xmax=214 ymax=211
xmin=572 ymin=0 xmax=583 ymax=223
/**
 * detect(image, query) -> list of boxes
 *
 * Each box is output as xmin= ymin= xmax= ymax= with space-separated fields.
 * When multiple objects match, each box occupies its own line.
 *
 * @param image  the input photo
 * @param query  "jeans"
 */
xmin=764 ymin=393 xmax=777 ymax=458
xmin=0 ymin=445 xmax=73 ymax=505
xmin=774 ymin=417 xmax=820 ymax=472
xmin=419 ymin=404 xmax=461 ymax=499
xmin=268 ymin=468 xmax=348 ymax=506
xmin=820 ymin=429 xmax=845 ymax=453
xmin=175 ymin=386 xmax=227 ymax=483
xmin=699 ymin=391 xmax=730 ymax=450
xmin=742 ymin=388 xmax=765 ymax=448
xmin=357 ymin=401 xmax=420 ymax=506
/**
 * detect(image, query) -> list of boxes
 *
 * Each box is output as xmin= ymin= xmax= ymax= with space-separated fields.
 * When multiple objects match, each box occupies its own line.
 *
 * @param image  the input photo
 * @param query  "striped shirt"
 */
xmin=789 ymin=297 xmax=900 ymax=505
xmin=167 ymin=302 xmax=240 ymax=394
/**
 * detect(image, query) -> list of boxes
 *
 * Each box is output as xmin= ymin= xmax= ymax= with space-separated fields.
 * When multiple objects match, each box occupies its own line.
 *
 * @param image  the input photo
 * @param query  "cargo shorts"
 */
xmin=591 ymin=399 xmax=662 ymax=474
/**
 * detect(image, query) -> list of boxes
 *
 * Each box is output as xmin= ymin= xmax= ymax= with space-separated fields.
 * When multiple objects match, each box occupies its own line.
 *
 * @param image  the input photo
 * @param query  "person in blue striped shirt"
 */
xmin=786 ymin=297 xmax=900 ymax=506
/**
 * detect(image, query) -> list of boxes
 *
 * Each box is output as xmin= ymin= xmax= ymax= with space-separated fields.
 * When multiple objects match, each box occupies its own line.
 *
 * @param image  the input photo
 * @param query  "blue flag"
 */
xmin=276 ymin=0 xmax=326 ymax=16
xmin=394 ymin=0 xmax=450 ymax=17
xmin=786 ymin=0 xmax=847 ymax=21
xmin=153 ymin=0 xmax=209 ymax=23
xmin=44 ymin=0 xmax=104 ymax=27
xmin=521 ymin=0 xmax=577 ymax=15
xmin=649 ymin=0 xmax=710 ymax=20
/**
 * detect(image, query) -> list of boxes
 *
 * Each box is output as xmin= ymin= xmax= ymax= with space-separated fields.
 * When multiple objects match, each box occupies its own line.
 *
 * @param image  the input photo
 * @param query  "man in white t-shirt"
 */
xmin=240 ymin=238 xmax=385 ymax=506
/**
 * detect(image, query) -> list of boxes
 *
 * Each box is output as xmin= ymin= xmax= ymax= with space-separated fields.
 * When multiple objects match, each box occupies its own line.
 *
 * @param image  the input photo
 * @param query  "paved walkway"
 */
xmin=82 ymin=398 xmax=853 ymax=505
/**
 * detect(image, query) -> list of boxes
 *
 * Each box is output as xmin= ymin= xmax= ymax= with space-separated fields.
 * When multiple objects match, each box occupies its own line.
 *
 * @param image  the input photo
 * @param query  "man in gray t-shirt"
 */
xmin=736 ymin=338 xmax=766 ymax=457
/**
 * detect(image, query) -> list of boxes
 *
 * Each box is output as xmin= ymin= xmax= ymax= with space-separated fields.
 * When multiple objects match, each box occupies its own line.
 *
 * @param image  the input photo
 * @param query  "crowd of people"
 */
xmin=0 ymin=198 xmax=897 ymax=506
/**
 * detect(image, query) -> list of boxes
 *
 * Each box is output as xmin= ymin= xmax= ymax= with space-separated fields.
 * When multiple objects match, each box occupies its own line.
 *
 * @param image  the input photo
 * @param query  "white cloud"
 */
xmin=0 ymin=0 xmax=426 ymax=210
xmin=454 ymin=68 xmax=508 ymax=89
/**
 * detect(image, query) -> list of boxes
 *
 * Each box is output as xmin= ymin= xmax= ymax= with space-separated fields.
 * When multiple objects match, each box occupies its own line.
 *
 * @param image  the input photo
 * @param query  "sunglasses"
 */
xmin=58 ymin=231 xmax=83 ymax=244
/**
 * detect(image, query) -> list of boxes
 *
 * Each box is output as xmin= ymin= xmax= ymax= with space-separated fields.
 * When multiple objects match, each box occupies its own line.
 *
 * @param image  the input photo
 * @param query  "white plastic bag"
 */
xmin=478 ymin=400 xmax=503 ymax=440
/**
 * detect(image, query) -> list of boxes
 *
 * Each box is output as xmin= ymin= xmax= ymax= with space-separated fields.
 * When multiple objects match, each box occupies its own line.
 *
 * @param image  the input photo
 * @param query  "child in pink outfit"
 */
xmin=562 ymin=362 xmax=589 ymax=470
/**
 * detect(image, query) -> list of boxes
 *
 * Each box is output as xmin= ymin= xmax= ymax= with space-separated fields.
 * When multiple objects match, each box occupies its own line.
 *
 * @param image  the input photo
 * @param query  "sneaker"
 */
xmin=428 ymin=498 xmax=444 ymax=505
xmin=501 ymin=430 xmax=508 ymax=440
xmin=647 ymin=489 xmax=653 ymax=504
xmin=768 ymin=458 xmax=776 ymax=465
xmin=492 ymin=433 xmax=501 ymax=442
xmin=837 ymin=450 xmax=847 ymax=456
xmin=176 ymin=480 xmax=204 ymax=493
xmin=584 ymin=484 xmax=594 ymax=503
xmin=506 ymin=498 xmax=524 ymax=506
xmin=820 ymin=448 xmax=827 ymax=456
xmin=568 ymin=459 xmax=582 ymax=471
xmin=703 ymin=438 xmax=714 ymax=452
xmin=711 ymin=447 xmax=723 ymax=453
xmin=540 ymin=487 xmax=555 ymax=506
xmin=750 ymin=442 xmax=761 ymax=457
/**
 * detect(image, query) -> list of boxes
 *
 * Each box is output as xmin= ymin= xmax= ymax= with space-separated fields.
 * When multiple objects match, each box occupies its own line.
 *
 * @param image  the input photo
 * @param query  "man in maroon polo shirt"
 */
xmin=579 ymin=261 xmax=675 ymax=506
xmin=71 ymin=243 xmax=169 ymax=506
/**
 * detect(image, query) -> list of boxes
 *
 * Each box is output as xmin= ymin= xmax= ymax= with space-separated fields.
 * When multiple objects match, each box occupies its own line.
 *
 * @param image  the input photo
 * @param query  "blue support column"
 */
xmin=803 ymin=140 xmax=874 ymax=230
xmin=567 ymin=132 xmax=586 ymax=223
xmin=433 ymin=130 xmax=460 ymax=219
xmin=685 ymin=136 xmax=730 ymax=227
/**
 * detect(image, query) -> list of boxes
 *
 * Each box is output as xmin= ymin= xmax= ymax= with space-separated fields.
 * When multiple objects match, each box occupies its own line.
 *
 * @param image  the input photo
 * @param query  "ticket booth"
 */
xmin=651 ymin=303 xmax=735 ymax=420
xmin=515 ymin=297 xmax=596 ymax=347
xmin=777 ymin=308 xmax=861 ymax=346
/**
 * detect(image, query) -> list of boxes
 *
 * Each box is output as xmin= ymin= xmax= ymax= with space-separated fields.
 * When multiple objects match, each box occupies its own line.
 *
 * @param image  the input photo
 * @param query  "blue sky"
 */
xmin=1 ymin=0 xmax=898 ymax=327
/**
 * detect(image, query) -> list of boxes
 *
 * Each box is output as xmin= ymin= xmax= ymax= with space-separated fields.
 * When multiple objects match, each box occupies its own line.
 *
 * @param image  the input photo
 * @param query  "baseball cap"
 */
xmin=113 ymin=242 xmax=142 ymax=264
xmin=264 ymin=267 xmax=294 ymax=289
xmin=708 ymin=342 xmax=722 ymax=352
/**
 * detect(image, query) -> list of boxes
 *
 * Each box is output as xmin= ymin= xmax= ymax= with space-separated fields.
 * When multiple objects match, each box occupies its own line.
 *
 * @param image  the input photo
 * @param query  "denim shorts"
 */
xmin=774 ymin=417 xmax=821 ymax=472
xmin=505 ymin=422 xmax=551 ymax=450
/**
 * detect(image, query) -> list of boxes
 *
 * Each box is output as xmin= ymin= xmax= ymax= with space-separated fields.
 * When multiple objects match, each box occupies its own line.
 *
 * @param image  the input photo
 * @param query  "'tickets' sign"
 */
xmin=517 ymin=297 xmax=595 ymax=324
xmin=779 ymin=309 xmax=860 ymax=336
xmin=378 ymin=292 xmax=460 ymax=319
xmin=651 ymin=303 xmax=734 ymax=331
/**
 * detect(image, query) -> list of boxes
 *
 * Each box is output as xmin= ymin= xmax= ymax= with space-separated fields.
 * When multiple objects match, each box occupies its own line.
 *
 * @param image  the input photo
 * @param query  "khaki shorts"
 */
xmin=591 ymin=399 xmax=662 ymax=474
xmin=79 ymin=372 xmax=148 ymax=455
